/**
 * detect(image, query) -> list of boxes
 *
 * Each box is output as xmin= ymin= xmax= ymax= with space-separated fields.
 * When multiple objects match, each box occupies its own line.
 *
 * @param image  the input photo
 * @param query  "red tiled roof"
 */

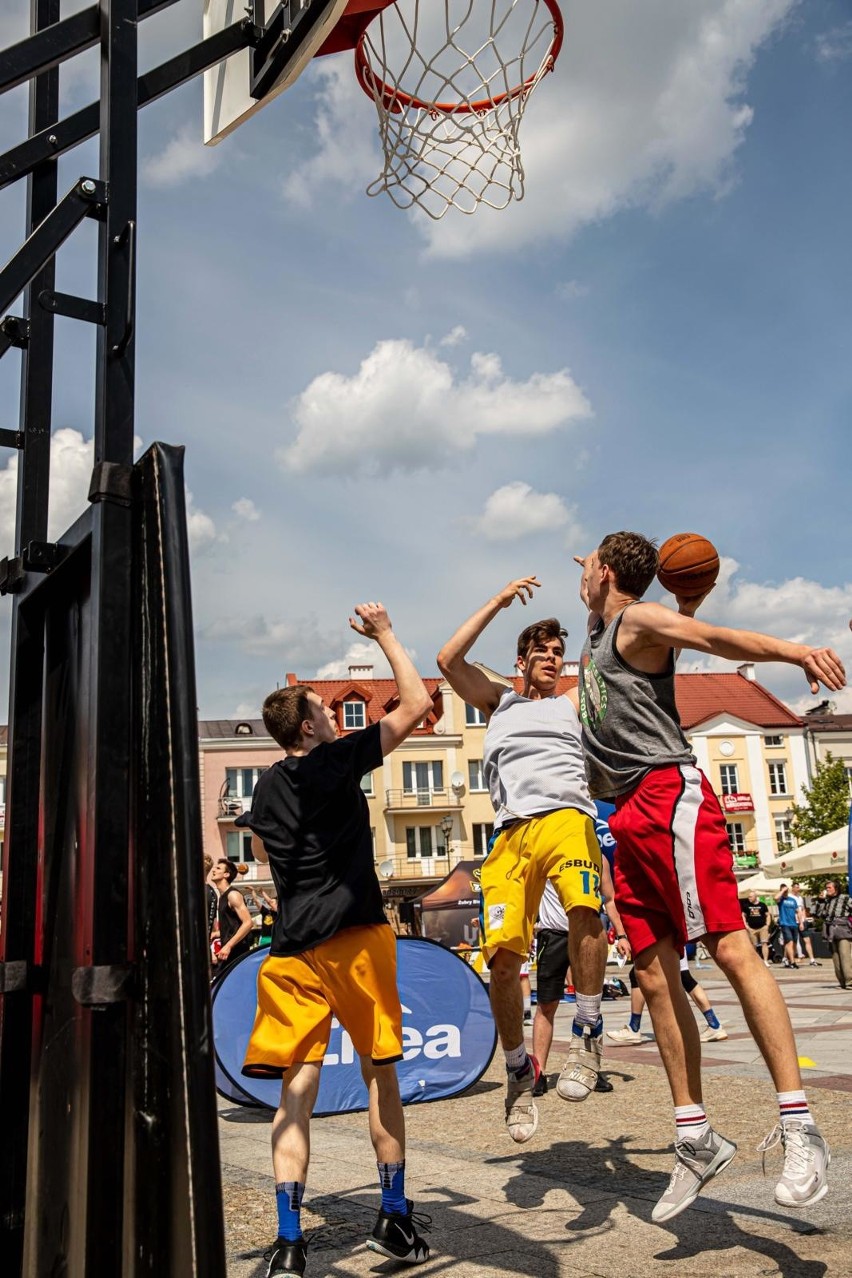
xmin=507 ymin=671 xmax=802 ymax=731
xmin=199 ymin=678 xmax=445 ymax=738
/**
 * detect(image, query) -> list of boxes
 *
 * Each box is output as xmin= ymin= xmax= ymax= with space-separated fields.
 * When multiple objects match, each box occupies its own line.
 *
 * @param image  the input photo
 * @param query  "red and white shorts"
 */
xmin=609 ymin=764 xmax=745 ymax=957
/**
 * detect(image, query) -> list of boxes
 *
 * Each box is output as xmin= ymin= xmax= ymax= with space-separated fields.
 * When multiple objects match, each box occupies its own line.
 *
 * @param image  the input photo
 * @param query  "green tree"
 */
xmin=789 ymin=753 xmax=849 ymax=895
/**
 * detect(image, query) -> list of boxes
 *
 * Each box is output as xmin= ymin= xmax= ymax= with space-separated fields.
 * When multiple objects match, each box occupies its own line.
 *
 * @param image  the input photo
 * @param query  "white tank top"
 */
xmin=483 ymin=690 xmax=596 ymax=828
xmin=538 ymin=879 xmax=569 ymax=931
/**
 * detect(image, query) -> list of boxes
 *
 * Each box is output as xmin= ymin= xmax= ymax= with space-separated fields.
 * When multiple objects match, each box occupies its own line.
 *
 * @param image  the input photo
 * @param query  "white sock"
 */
xmin=674 ymin=1104 xmax=710 ymax=1143
xmin=523 ymin=994 xmax=532 ymax=1015
xmin=777 ymin=1090 xmax=812 ymax=1126
xmin=574 ymin=991 xmax=602 ymax=1029
xmin=504 ymin=1042 xmax=528 ymax=1073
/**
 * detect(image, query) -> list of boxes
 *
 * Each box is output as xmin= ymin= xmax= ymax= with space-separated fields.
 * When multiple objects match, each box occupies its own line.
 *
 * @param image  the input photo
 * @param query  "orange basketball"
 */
xmin=657 ymin=533 xmax=720 ymax=598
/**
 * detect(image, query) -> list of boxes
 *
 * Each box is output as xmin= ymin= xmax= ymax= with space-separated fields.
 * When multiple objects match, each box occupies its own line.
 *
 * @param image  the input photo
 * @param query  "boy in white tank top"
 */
xmin=437 ymin=578 xmax=609 ymax=1145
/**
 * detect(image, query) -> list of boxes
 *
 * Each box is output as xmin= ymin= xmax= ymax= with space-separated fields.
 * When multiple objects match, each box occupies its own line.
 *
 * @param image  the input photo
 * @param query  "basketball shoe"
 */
xmin=264 ymin=1236 xmax=307 ymax=1278
xmin=606 ymin=1025 xmax=644 ymax=1045
xmin=758 ymin=1121 xmax=830 ymax=1207
xmin=556 ymin=1025 xmax=602 ymax=1101
xmin=367 ymin=1200 xmax=431 ymax=1263
xmin=505 ymin=1056 xmax=541 ymax=1142
xmin=699 ymin=1024 xmax=728 ymax=1042
xmin=652 ymin=1128 xmax=737 ymax=1223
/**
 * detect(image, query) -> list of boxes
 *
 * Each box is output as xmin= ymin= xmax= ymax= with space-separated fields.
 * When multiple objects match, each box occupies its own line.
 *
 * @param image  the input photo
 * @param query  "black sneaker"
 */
xmin=595 ymin=1072 xmax=614 ymax=1093
xmin=531 ymin=1073 xmax=549 ymax=1098
xmin=264 ymin=1236 xmax=307 ymax=1277
xmin=366 ymin=1200 xmax=431 ymax=1264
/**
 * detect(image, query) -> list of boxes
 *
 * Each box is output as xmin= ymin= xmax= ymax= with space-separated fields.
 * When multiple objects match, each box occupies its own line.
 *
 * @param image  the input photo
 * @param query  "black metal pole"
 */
xmin=0 ymin=1 xmax=59 ymax=1270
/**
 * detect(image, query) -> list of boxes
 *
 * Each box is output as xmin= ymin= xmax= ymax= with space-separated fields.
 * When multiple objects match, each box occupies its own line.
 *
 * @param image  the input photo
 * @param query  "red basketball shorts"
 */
xmin=609 ymin=764 xmax=745 ymax=957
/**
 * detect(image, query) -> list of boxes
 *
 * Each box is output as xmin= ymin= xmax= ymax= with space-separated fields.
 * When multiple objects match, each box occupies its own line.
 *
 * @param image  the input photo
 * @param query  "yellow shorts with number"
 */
xmin=480 ymin=808 xmax=602 ymax=965
xmin=242 ymin=924 xmax=403 ymax=1078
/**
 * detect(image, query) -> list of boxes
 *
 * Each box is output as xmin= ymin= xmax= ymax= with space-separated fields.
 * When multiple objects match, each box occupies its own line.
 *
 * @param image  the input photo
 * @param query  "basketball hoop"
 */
xmin=354 ymin=0 xmax=564 ymax=219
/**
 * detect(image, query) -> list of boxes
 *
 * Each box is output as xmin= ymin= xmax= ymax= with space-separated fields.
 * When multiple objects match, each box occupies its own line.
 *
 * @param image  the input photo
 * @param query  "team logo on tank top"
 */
xmin=579 ymin=652 xmax=607 ymax=729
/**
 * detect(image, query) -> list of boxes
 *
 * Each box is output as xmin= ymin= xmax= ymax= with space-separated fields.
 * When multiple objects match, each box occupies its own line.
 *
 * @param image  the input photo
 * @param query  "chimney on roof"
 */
xmin=562 ymin=660 xmax=579 ymax=677
xmin=349 ymin=663 xmax=374 ymax=680
xmin=736 ymin=662 xmax=756 ymax=682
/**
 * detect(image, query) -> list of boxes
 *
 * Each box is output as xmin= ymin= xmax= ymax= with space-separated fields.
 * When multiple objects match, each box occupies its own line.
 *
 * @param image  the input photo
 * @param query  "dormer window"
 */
xmin=235 ymin=722 xmax=253 ymax=735
xmin=343 ymin=700 xmax=366 ymax=730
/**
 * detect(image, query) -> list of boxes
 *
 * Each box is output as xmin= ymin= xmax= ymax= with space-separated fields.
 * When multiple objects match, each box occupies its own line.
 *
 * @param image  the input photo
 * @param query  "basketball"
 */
xmin=657 ymin=533 xmax=720 ymax=598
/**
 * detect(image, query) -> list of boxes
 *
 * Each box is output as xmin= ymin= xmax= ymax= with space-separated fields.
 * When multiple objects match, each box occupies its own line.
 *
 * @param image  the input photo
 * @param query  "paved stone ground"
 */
xmin=220 ymin=963 xmax=852 ymax=1277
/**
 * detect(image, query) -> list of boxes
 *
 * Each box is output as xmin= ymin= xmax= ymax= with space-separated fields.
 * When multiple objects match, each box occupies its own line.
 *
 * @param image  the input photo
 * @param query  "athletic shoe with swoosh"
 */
xmin=367 ymin=1200 xmax=431 ymax=1264
xmin=758 ymin=1121 xmax=830 ymax=1207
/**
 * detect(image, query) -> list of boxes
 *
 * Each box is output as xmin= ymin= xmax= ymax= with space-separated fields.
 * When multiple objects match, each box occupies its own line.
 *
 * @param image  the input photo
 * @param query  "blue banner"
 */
xmin=594 ymin=799 xmax=616 ymax=868
xmin=213 ymin=936 xmax=496 ymax=1114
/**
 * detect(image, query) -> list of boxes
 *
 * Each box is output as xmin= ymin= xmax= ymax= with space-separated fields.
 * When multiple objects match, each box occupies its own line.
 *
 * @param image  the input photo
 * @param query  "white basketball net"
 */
xmin=355 ymin=0 xmax=563 ymax=219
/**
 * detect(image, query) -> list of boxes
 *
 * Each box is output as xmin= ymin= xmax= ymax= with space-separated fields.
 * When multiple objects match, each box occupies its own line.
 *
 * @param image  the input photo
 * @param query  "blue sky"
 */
xmin=1 ymin=0 xmax=851 ymax=722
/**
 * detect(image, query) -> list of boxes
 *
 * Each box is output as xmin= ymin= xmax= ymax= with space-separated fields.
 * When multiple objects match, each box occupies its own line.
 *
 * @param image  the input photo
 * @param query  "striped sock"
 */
xmin=574 ymin=991 xmax=602 ymax=1030
xmin=377 ymin=1160 xmax=407 ymax=1215
xmin=777 ymin=1090 xmax=812 ymax=1127
xmin=504 ymin=1042 xmax=530 ymax=1077
xmin=275 ymin=1181 xmax=305 ymax=1242
xmin=674 ymin=1104 xmax=710 ymax=1144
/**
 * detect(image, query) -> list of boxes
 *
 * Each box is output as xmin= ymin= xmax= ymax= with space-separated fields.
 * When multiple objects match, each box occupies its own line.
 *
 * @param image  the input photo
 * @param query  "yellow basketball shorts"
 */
xmin=242 ymin=924 xmax=403 ymax=1078
xmin=480 ymin=808 xmax=602 ymax=964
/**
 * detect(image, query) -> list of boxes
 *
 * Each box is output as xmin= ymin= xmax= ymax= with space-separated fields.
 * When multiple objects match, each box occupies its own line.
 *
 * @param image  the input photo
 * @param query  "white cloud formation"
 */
xmin=202 ymin=614 xmax=341 ymax=666
xmin=471 ymin=481 xmax=581 ymax=542
xmin=280 ymin=337 xmax=592 ymax=474
xmin=0 ymin=430 xmax=216 ymax=555
xmin=316 ymin=639 xmax=417 ymax=681
xmin=814 ymin=22 xmax=852 ymax=62
xmin=439 ymin=325 xmax=468 ymax=347
xmin=556 ymin=280 xmax=590 ymax=301
xmin=143 ymin=124 xmax=223 ymax=187
xmin=281 ymin=59 xmax=379 ymax=207
xmin=232 ymin=497 xmax=261 ymax=522
xmin=663 ymin=557 xmax=852 ymax=712
xmin=284 ymin=0 xmax=794 ymax=257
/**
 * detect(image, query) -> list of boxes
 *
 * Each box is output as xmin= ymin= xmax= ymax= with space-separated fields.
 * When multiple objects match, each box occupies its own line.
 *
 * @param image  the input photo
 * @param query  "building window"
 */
xmin=360 ymin=772 xmax=374 ymax=796
xmin=719 ymin=764 xmax=739 ymax=796
xmin=726 ymin=822 xmax=745 ymax=854
xmin=343 ymin=700 xmax=366 ymax=730
xmin=768 ymin=761 xmax=788 ymax=796
xmin=405 ymin=826 xmax=446 ymax=858
xmin=472 ymin=822 xmax=494 ymax=857
xmin=402 ymin=760 xmax=444 ymax=799
xmin=468 ymin=759 xmax=486 ymax=792
xmin=225 ymin=831 xmax=255 ymax=862
xmin=465 ymin=703 xmax=487 ymax=726
xmin=224 ymin=767 xmax=266 ymax=801
xmin=774 ymin=816 xmax=794 ymax=853
xmin=764 ymin=735 xmax=782 ymax=747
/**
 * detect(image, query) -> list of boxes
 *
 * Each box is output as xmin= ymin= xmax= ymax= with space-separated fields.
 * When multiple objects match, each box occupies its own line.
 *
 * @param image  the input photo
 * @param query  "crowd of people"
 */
xmin=206 ymin=533 xmax=847 ymax=1278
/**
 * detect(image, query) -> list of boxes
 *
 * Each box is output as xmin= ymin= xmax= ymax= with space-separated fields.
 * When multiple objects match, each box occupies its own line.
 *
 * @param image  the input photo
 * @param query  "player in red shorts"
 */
xmin=575 ymin=531 xmax=845 ymax=1222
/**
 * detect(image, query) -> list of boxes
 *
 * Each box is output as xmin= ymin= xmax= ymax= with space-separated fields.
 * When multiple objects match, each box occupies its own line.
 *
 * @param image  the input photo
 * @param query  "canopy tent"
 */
xmin=736 ymin=869 xmax=786 ymax=897
xmin=762 ymin=826 xmax=849 ymax=879
xmin=416 ymin=860 xmax=482 ymax=951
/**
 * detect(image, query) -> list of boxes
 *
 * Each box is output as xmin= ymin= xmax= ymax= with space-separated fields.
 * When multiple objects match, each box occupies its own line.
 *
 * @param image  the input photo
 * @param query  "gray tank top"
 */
xmin=483 ymin=690 xmax=596 ymax=827
xmin=579 ymin=609 xmax=694 ymax=798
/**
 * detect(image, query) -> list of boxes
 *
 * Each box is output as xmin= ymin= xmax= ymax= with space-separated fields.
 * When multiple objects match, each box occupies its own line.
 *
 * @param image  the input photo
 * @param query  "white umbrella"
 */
xmin=736 ymin=870 xmax=786 ymax=897
xmin=762 ymin=826 xmax=848 ymax=878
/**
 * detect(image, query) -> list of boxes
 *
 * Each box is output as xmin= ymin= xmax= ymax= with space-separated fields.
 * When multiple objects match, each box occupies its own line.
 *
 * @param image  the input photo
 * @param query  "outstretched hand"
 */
xmin=349 ymin=601 xmax=392 ymax=639
xmin=495 ymin=576 xmax=541 ymax=609
xmin=801 ymin=647 xmax=846 ymax=695
xmin=674 ymin=586 xmax=715 ymax=615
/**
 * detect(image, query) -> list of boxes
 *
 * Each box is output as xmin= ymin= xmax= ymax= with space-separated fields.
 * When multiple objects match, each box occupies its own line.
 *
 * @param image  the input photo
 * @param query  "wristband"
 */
xmin=617 ymin=934 xmax=627 ymax=940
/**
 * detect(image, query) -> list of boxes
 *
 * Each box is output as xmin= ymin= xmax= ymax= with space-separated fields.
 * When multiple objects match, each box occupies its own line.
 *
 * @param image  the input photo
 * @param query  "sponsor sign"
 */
xmin=594 ymin=800 xmax=616 ymax=867
xmin=212 ymin=937 xmax=496 ymax=1114
xmin=722 ymin=793 xmax=754 ymax=813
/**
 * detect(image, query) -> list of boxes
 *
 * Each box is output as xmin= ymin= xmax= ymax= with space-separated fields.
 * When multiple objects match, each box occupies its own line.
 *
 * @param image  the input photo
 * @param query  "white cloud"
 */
xmin=285 ymin=0 xmax=794 ymax=257
xmin=439 ymin=325 xmax=468 ymax=347
xmin=316 ymin=639 xmax=417 ymax=681
xmin=663 ymin=557 xmax=852 ymax=711
xmin=814 ymin=22 xmax=852 ymax=63
xmin=143 ymin=124 xmax=222 ymax=188
xmin=281 ymin=59 xmax=379 ymax=207
xmin=471 ymin=482 xmax=581 ymax=542
xmin=0 ymin=429 xmax=216 ymax=555
xmin=202 ymin=614 xmax=341 ymax=666
xmin=280 ymin=337 xmax=592 ymax=474
xmin=232 ymin=497 xmax=261 ymax=522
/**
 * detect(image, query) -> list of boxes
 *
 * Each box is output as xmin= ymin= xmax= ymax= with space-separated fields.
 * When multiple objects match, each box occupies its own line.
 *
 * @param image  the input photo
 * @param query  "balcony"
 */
xmin=384 ymin=789 xmax=462 ymax=813
xmin=217 ymin=796 xmax=244 ymax=820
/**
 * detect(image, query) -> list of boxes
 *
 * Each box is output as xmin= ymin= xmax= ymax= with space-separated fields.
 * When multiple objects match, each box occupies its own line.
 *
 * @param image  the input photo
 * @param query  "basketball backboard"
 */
xmin=203 ymin=0 xmax=351 ymax=145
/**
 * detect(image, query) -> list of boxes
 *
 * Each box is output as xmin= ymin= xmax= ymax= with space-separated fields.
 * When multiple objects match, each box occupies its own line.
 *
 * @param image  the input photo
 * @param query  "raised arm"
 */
xmin=621 ymin=602 xmax=846 ymax=694
xmin=437 ymin=577 xmax=541 ymax=717
xmin=349 ymin=602 xmax=433 ymax=756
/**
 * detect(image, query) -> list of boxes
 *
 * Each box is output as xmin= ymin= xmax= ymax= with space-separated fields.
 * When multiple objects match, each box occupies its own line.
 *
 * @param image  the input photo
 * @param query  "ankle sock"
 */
xmin=674 ymin=1105 xmax=710 ymax=1144
xmin=628 ymin=1011 xmax=643 ymax=1033
xmin=275 ymin=1181 xmax=305 ymax=1242
xmin=703 ymin=1009 xmax=721 ymax=1030
xmin=504 ymin=1042 xmax=530 ymax=1077
xmin=574 ymin=991 xmax=602 ymax=1029
xmin=777 ymin=1090 xmax=812 ymax=1127
xmin=377 ymin=1160 xmax=407 ymax=1215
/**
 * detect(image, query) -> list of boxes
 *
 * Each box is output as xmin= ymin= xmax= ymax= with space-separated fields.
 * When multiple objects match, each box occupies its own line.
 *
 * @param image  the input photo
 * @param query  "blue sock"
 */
xmin=572 ymin=1013 xmax=603 ymax=1038
xmin=378 ymin=1161 xmax=407 ymax=1215
xmin=703 ymin=1009 xmax=720 ymax=1030
xmin=628 ymin=1011 xmax=643 ymax=1033
xmin=275 ymin=1181 xmax=304 ymax=1242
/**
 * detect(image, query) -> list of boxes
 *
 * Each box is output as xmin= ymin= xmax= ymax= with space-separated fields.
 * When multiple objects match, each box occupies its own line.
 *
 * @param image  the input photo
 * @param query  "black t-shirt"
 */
xmin=741 ymin=899 xmax=769 ymax=929
xmin=241 ymin=724 xmax=386 ymax=956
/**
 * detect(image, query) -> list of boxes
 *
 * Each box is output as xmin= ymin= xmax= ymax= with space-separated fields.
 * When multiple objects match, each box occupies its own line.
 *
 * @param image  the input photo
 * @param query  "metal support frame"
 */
xmin=0 ymin=0 xmax=291 ymax=1271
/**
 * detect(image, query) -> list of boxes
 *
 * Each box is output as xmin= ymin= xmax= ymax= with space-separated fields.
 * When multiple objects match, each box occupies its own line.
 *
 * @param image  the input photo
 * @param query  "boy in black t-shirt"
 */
xmin=238 ymin=603 xmax=434 ymax=1278
xmin=741 ymin=891 xmax=771 ymax=965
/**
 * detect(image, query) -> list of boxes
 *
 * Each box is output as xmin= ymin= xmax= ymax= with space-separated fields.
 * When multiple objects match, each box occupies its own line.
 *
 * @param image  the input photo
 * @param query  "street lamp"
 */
xmin=439 ymin=814 xmax=453 ymax=859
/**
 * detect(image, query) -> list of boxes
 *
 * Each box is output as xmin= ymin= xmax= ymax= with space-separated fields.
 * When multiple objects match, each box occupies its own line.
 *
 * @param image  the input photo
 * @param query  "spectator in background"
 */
xmin=775 ymin=885 xmax=801 ymax=970
xmin=211 ymin=859 xmax=254 ymax=968
xmin=741 ymin=891 xmax=771 ymax=966
xmin=790 ymin=883 xmax=821 ymax=967
xmin=812 ymin=881 xmax=852 ymax=989
xmin=203 ymin=854 xmax=218 ymax=949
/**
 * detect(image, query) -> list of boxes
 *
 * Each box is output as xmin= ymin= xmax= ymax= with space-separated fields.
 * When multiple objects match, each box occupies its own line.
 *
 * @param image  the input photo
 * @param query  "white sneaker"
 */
xmin=606 ymin=1025 xmax=644 ymax=1045
xmin=699 ymin=1024 xmax=728 ymax=1042
xmin=652 ymin=1128 xmax=737 ymax=1223
xmin=556 ymin=1028 xmax=602 ymax=1101
xmin=758 ymin=1121 xmax=830 ymax=1207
